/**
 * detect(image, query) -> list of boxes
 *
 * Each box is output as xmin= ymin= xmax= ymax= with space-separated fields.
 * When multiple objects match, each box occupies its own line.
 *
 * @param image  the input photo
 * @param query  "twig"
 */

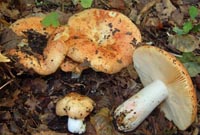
xmin=0 ymin=79 xmax=14 ymax=90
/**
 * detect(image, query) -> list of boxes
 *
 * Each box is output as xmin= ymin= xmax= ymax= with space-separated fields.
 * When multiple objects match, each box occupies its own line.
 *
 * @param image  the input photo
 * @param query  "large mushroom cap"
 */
xmin=133 ymin=45 xmax=197 ymax=130
xmin=10 ymin=16 xmax=55 ymax=37
xmin=8 ymin=26 xmax=69 ymax=75
xmin=65 ymin=8 xmax=142 ymax=74
xmin=56 ymin=92 xmax=96 ymax=119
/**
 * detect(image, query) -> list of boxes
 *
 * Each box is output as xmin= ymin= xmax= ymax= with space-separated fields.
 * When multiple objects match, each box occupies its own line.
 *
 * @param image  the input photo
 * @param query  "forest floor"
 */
xmin=0 ymin=0 xmax=199 ymax=135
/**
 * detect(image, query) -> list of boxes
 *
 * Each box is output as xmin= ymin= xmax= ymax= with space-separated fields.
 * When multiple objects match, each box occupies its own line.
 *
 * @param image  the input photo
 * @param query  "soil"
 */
xmin=0 ymin=0 xmax=199 ymax=135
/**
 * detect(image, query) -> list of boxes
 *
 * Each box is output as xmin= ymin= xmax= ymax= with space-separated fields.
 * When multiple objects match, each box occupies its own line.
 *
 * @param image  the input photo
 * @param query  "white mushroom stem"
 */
xmin=67 ymin=117 xmax=86 ymax=134
xmin=114 ymin=80 xmax=168 ymax=132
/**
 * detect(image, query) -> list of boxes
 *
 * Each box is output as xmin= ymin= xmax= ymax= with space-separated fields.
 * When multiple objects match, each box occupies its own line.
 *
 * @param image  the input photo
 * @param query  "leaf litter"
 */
xmin=0 ymin=0 xmax=200 ymax=135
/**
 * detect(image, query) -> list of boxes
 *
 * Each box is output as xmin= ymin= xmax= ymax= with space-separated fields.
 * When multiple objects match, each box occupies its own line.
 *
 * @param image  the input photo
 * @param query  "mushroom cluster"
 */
xmin=114 ymin=45 xmax=197 ymax=132
xmin=5 ymin=8 xmax=197 ymax=134
xmin=7 ymin=8 xmax=142 ymax=75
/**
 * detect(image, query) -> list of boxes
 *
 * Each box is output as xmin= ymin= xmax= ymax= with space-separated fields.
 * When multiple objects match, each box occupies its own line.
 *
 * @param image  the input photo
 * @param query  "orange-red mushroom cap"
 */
xmin=65 ymin=8 xmax=142 ymax=74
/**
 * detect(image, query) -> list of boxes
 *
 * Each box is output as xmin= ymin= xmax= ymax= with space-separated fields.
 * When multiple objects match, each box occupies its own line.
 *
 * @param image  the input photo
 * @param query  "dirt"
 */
xmin=0 ymin=0 xmax=199 ymax=135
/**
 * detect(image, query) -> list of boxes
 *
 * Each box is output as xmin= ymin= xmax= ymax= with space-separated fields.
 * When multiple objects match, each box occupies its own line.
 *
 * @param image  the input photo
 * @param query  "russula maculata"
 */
xmin=56 ymin=92 xmax=95 ymax=134
xmin=61 ymin=8 xmax=142 ymax=74
xmin=7 ymin=16 xmax=72 ymax=75
xmin=10 ymin=16 xmax=55 ymax=37
xmin=114 ymin=45 xmax=197 ymax=132
xmin=8 ymin=26 xmax=70 ymax=75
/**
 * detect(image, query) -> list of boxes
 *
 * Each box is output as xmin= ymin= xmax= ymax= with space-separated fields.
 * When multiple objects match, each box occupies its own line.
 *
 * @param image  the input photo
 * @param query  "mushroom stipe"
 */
xmin=114 ymin=45 xmax=197 ymax=132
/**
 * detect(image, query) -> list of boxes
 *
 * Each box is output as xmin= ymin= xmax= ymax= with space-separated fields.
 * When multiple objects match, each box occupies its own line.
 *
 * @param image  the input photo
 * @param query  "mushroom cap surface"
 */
xmin=133 ymin=45 xmax=197 ymax=130
xmin=56 ymin=92 xmax=95 ymax=119
xmin=8 ymin=26 xmax=69 ymax=75
xmin=66 ymin=8 xmax=142 ymax=74
xmin=10 ymin=16 xmax=55 ymax=37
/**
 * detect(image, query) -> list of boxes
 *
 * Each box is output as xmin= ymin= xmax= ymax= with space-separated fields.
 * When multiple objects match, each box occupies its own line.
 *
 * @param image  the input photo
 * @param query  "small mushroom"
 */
xmin=56 ymin=92 xmax=95 ymax=134
xmin=62 ymin=8 xmax=142 ymax=74
xmin=114 ymin=45 xmax=197 ymax=132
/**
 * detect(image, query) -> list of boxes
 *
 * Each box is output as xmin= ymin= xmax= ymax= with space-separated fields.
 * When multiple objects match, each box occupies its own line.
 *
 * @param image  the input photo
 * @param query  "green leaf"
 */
xmin=178 ymin=52 xmax=195 ymax=63
xmin=41 ymin=12 xmax=60 ymax=27
xmin=80 ymin=0 xmax=93 ymax=8
xmin=191 ymin=24 xmax=200 ymax=32
xmin=168 ymin=34 xmax=198 ymax=52
xmin=173 ymin=27 xmax=184 ymax=35
xmin=183 ymin=21 xmax=193 ymax=34
xmin=189 ymin=6 xmax=198 ymax=20
xmin=178 ymin=52 xmax=200 ymax=63
xmin=183 ymin=62 xmax=200 ymax=77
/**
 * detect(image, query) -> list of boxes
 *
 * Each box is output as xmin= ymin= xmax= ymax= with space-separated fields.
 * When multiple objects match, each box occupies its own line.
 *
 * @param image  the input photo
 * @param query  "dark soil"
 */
xmin=0 ymin=0 xmax=199 ymax=135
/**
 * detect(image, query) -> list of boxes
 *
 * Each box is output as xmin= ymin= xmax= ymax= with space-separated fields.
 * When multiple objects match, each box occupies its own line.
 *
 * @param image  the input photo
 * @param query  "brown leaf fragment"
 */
xmin=155 ymin=0 xmax=176 ymax=20
xmin=136 ymin=0 xmax=160 ymax=24
xmin=32 ymin=130 xmax=68 ymax=135
xmin=171 ymin=9 xmax=184 ymax=26
xmin=90 ymin=108 xmax=124 ymax=135
xmin=0 ymin=28 xmax=23 ymax=51
xmin=0 ymin=2 xmax=20 ymax=20
xmin=0 ymin=123 xmax=14 ymax=135
xmin=108 ymin=0 xmax=125 ymax=10
xmin=0 ymin=89 xmax=20 ymax=107
xmin=25 ymin=96 xmax=40 ymax=113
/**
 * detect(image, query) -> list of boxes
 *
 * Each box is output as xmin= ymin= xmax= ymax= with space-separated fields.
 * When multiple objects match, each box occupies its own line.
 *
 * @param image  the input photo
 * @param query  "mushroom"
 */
xmin=114 ymin=45 xmax=197 ymax=132
xmin=62 ymin=8 xmax=142 ymax=74
xmin=10 ymin=16 xmax=55 ymax=37
xmin=7 ymin=16 xmax=73 ymax=75
xmin=56 ymin=92 xmax=95 ymax=134
xmin=60 ymin=57 xmax=89 ymax=73
xmin=8 ymin=26 xmax=70 ymax=75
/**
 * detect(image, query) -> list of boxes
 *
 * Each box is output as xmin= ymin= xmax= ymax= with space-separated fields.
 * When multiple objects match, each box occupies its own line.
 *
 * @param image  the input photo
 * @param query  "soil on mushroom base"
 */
xmin=0 ymin=0 xmax=199 ymax=134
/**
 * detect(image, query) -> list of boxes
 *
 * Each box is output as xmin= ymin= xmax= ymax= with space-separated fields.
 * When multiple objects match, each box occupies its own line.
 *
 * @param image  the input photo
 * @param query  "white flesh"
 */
xmin=67 ymin=117 xmax=86 ymax=134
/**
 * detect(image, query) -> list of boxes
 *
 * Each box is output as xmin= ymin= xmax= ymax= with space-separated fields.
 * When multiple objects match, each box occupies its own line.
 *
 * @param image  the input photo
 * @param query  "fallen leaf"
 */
xmin=41 ymin=12 xmax=60 ymax=27
xmin=0 ymin=2 xmax=20 ymax=19
xmin=0 ymin=123 xmax=14 ymax=135
xmin=25 ymin=96 xmax=40 ymax=113
xmin=108 ymin=0 xmax=125 ymax=9
xmin=0 ymin=52 xmax=10 ymax=62
xmin=33 ymin=130 xmax=67 ymax=135
xmin=168 ymin=34 xmax=199 ymax=52
xmin=90 ymin=108 xmax=124 ymax=135
xmin=183 ymin=62 xmax=200 ymax=77
xmin=155 ymin=0 xmax=176 ymax=20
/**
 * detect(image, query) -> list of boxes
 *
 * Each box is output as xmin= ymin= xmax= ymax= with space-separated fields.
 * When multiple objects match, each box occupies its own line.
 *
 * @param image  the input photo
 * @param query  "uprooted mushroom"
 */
xmin=114 ymin=45 xmax=197 ymax=132
xmin=61 ymin=8 xmax=142 ymax=74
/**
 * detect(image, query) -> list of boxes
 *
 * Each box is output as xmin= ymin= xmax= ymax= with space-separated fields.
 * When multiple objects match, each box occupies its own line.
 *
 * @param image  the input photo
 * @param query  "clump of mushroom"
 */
xmin=56 ymin=92 xmax=95 ymax=134
xmin=7 ymin=9 xmax=142 ymax=75
xmin=61 ymin=8 xmax=142 ymax=74
xmin=114 ymin=45 xmax=197 ymax=132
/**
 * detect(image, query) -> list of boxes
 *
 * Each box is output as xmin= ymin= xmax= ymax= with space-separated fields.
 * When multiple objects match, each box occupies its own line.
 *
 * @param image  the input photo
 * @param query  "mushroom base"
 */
xmin=68 ymin=117 xmax=86 ymax=134
xmin=114 ymin=80 xmax=168 ymax=132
